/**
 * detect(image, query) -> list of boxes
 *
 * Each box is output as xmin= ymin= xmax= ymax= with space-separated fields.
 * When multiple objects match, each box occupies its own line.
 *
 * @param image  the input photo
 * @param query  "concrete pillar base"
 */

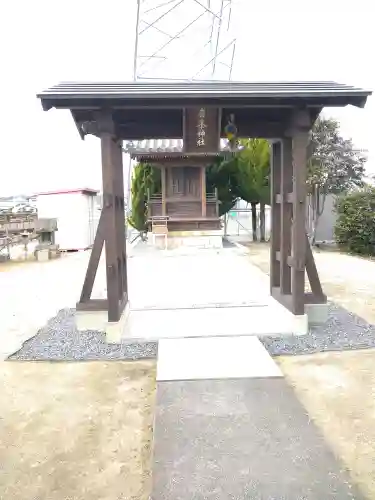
xmin=292 ymin=314 xmax=309 ymax=336
xmin=75 ymin=302 xmax=130 ymax=344
xmin=148 ymin=230 xmax=223 ymax=250
xmin=37 ymin=249 xmax=50 ymax=262
xmin=305 ymin=302 xmax=329 ymax=325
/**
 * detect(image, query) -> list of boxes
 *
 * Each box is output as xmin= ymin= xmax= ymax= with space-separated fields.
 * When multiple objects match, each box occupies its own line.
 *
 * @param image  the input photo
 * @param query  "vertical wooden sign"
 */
xmin=183 ymin=107 xmax=221 ymax=153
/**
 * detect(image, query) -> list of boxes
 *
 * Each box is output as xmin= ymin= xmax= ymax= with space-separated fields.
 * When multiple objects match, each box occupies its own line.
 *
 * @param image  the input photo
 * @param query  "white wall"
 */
xmin=37 ymin=192 xmax=98 ymax=250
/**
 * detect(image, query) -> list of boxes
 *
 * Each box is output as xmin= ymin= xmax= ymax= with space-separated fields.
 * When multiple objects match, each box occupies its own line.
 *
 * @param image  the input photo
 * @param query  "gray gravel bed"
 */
xmin=8 ymin=302 xmax=375 ymax=361
xmin=8 ymin=308 xmax=158 ymax=361
xmin=261 ymin=302 xmax=375 ymax=356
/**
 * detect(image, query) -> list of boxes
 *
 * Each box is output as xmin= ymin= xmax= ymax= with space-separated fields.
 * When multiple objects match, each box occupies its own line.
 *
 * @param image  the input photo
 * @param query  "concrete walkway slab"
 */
xmin=152 ymin=378 xmax=364 ymax=500
xmin=123 ymin=246 xmax=307 ymax=340
xmin=157 ymin=336 xmax=283 ymax=381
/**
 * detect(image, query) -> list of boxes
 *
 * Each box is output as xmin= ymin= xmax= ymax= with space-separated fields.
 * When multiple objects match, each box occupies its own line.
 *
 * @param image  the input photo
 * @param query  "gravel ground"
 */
xmin=8 ymin=301 xmax=375 ymax=361
xmin=8 ymin=309 xmax=158 ymax=361
xmin=261 ymin=302 xmax=375 ymax=356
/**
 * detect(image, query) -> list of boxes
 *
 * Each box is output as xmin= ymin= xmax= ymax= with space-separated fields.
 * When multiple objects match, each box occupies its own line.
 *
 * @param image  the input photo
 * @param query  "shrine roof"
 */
xmin=125 ymin=138 xmax=232 ymax=157
xmin=38 ymin=81 xmax=371 ymax=109
xmin=37 ymin=81 xmax=371 ymax=141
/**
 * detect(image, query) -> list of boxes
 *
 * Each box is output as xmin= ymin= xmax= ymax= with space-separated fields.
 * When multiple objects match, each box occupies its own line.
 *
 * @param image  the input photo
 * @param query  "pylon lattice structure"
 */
xmin=133 ymin=0 xmax=238 ymax=81
xmin=125 ymin=0 xmax=238 ymax=224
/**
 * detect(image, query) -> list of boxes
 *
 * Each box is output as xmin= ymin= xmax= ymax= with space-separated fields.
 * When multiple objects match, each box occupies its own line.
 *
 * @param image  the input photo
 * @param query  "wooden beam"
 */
xmin=275 ymin=232 xmax=327 ymax=305
xmin=76 ymin=295 xmax=128 ymax=312
xmin=100 ymin=112 xmax=121 ymax=322
xmin=305 ymin=233 xmax=326 ymax=302
xmin=280 ymin=138 xmax=293 ymax=295
xmin=290 ymin=110 xmax=309 ymax=315
xmin=79 ymin=210 xmax=105 ymax=303
xmin=77 ymin=131 xmax=128 ymax=322
xmin=201 ymin=166 xmax=206 ymax=217
xmin=76 ymin=299 xmax=108 ymax=312
xmin=161 ymin=167 xmax=167 ymax=216
xmin=304 ymin=292 xmax=327 ymax=304
xmin=70 ymin=110 xmax=85 ymax=140
xmin=276 ymin=192 xmax=295 ymax=204
xmin=270 ymin=140 xmax=282 ymax=291
xmin=271 ymin=287 xmax=326 ymax=311
xmin=114 ymin=139 xmax=127 ymax=305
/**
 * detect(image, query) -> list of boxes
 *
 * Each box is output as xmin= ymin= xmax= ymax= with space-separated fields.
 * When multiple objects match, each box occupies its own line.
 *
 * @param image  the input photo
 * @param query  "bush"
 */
xmin=334 ymin=187 xmax=375 ymax=255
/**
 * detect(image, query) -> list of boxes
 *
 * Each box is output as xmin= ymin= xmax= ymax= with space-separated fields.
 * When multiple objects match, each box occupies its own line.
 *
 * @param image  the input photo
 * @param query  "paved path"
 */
xmin=0 ymin=241 xmax=306 ymax=359
xmin=157 ymin=336 xmax=283 ymax=381
xmin=125 ymin=243 xmax=306 ymax=340
xmin=152 ymin=377 xmax=364 ymax=500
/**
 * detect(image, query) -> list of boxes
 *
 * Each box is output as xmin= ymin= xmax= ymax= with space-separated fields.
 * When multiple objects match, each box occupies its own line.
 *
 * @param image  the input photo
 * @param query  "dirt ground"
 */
xmin=244 ymin=242 xmax=375 ymax=325
xmin=0 ymin=242 xmax=39 ymax=272
xmin=0 ymin=360 xmax=156 ymax=500
xmin=244 ymin=242 xmax=375 ymax=499
xmin=278 ymin=350 xmax=375 ymax=500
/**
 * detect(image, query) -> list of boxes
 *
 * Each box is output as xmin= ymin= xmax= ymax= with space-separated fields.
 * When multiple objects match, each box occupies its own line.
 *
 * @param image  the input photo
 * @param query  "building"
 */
xmin=36 ymin=188 xmax=100 ymax=251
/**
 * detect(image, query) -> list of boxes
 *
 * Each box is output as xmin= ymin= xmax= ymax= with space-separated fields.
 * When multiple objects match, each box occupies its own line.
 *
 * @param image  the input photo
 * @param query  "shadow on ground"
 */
xmin=278 ymin=350 xmax=375 ymax=500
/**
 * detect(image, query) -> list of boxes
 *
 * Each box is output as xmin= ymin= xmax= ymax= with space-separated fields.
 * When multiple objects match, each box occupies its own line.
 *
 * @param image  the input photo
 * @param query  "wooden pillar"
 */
xmin=161 ymin=166 xmax=167 ymax=216
xmin=270 ymin=140 xmax=282 ymax=292
xmin=290 ymin=111 xmax=309 ymax=315
xmin=100 ymin=112 xmax=127 ymax=323
xmin=280 ymin=138 xmax=293 ymax=295
xmin=76 ymin=113 xmax=128 ymax=321
xmin=201 ymin=166 xmax=206 ymax=217
xmin=114 ymin=140 xmax=128 ymax=303
xmin=101 ymin=134 xmax=120 ymax=322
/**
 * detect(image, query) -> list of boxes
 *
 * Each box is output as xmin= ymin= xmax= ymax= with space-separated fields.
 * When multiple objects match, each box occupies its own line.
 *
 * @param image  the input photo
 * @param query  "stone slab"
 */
xmin=123 ymin=303 xmax=308 ymax=340
xmin=156 ymin=336 xmax=283 ymax=381
xmin=152 ymin=378 xmax=363 ymax=500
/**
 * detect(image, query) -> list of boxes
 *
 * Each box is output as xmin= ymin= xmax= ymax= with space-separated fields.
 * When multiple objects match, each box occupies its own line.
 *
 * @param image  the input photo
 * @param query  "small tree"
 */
xmin=206 ymin=156 xmax=239 ymax=216
xmin=307 ymin=117 xmax=366 ymax=244
xmin=234 ymin=139 xmax=270 ymax=241
xmin=128 ymin=162 xmax=161 ymax=234
xmin=334 ymin=187 xmax=375 ymax=255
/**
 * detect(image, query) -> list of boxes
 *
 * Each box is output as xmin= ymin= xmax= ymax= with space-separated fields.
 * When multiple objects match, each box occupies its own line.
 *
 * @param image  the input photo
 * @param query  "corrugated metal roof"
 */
xmin=125 ymin=138 xmax=232 ymax=154
xmin=38 ymin=81 xmax=372 ymax=101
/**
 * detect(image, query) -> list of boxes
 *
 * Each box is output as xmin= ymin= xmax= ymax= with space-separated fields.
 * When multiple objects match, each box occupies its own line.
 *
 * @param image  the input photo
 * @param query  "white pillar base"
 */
xmin=75 ymin=302 xmax=130 ymax=344
xmin=305 ymin=302 xmax=329 ymax=325
xmin=36 ymin=249 xmax=50 ymax=262
xmin=292 ymin=313 xmax=309 ymax=336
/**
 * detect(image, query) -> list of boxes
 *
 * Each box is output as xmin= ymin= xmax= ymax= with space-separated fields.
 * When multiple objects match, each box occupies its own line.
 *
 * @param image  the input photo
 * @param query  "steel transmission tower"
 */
xmin=125 ymin=0 xmax=238 ymax=225
xmin=133 ymin=0 xmax=237 ymax=82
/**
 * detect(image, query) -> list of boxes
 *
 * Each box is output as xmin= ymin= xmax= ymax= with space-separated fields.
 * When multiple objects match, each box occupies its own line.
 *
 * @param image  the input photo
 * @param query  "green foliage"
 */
xmin=128 ymin=119 xmax=365 ymax=236
xmin=308 ymin=117 xmax=366 ymax=195
xmin=128 ymin=163 xmax=161 ymax=232
xmin=334 ymin=187 xmax=375 ymax=255
xmin=234 ymin=138 xmax=270 ymax=204
xmin=206 ymin=138 xmax=271 ymax=215
xmin=206 ymin=156 xmax=239 ymax=215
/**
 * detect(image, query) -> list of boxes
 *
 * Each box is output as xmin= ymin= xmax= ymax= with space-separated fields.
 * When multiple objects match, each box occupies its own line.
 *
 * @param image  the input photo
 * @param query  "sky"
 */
xmin=0 ymin=0 xmax=373 ymax=196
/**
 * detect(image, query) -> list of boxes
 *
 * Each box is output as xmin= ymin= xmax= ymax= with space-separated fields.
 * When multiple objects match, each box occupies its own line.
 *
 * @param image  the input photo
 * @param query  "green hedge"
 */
xmin=334 ymin=187 xmax=375 ymax=255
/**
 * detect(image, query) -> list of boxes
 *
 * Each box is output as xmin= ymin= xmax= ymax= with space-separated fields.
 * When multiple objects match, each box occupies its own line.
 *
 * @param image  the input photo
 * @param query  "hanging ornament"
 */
xmin=224 ymin=113 xmax=238 ymax=151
